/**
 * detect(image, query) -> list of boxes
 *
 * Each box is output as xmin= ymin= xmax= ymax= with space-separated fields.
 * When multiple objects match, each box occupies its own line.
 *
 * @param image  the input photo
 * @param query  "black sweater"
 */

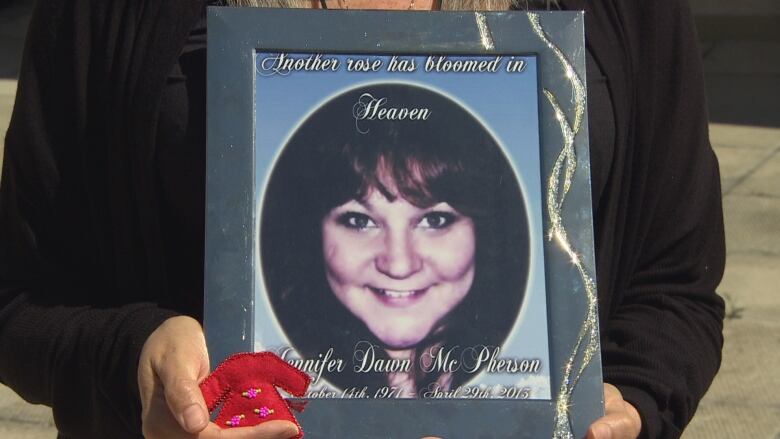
xmin=0 ymin=0 xmax=725 ymax=438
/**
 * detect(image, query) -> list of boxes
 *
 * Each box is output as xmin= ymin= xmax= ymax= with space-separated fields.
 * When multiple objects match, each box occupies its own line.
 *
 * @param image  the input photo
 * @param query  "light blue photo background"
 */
xmin=253 ymin=53 xmax=551 ymax=399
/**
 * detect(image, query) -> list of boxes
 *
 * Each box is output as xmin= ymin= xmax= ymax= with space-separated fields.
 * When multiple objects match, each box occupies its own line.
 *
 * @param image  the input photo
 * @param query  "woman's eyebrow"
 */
xmin=356 ymin=192 xmax=397 ymax=211
xmin=423 ymin=202 xmax=457 ymax=212
xmin=428 ymin=202 xmax=451 ymax=210
xmin=339 ymin=198 xmax=373 ymax=212
xmin=357 ymin=198 xmax=376 ymax=211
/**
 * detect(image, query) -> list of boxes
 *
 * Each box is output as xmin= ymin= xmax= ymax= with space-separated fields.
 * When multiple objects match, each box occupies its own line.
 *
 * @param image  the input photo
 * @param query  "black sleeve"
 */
xmin=0 ymin=1 xmax=178 ymax=437
xmin=599 ymin=1 xmax=726 ymax=437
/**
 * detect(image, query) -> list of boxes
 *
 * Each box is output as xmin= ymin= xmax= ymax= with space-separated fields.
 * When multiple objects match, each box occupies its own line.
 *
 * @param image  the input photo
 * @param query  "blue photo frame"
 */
xmin=205 ymin=7 xmax=602 ymax=438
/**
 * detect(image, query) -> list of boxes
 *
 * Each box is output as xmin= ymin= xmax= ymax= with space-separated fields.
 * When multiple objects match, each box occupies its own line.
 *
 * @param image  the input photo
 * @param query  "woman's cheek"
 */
xmin=323 ymin=227 xmax=377 ymax=281
xmin=420 ymin=221 xmax=476 ymax=278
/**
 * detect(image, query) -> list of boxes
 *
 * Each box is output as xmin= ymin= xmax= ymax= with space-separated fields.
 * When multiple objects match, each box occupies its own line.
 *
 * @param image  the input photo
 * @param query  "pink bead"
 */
xmin=227 ymin=414 xmax=245 ymax=427
xmin=243 ymin=387 xmax=260 ymax=399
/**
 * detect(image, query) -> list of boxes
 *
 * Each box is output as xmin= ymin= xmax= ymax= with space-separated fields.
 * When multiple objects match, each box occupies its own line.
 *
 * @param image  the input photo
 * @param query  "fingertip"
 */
xmin=275 ymin=420 xmax=301 ymax=438
xmin=162 ymin=376 xmax=210 ymax=432
xmin=242 ymin=420 xmax=298 ymax=438
xmin=180 ymin=403 xmax=209 ymax=433
xmin=283 ymin=422 xmax=300 ymax=438
xmin=591 ymin=423 xmax=612 ymax=439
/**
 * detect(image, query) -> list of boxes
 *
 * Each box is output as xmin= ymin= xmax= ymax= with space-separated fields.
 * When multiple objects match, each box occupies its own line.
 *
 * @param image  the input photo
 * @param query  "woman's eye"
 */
xmin=418 ymin=212 xmax=457 ymax=230
xmin=337 ymin=212 xmax=378 ymax=230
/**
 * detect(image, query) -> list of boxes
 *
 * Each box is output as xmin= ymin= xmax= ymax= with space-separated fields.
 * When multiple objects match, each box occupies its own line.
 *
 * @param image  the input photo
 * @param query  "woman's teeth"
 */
xmin=370 ymin=287 xmax=420 ymax=298
xmin=383 ymin=289 xmax=415 ymax=298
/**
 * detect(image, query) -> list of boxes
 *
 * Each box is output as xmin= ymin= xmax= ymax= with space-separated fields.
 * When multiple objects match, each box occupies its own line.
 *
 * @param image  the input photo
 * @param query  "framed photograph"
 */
xmin=205 ymin=7 xmax=602 ymax=438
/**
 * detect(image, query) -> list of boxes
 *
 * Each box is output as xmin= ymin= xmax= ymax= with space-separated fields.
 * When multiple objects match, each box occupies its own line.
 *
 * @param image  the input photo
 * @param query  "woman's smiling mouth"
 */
xmin=368 ymin=286 xmax=431 ymax=304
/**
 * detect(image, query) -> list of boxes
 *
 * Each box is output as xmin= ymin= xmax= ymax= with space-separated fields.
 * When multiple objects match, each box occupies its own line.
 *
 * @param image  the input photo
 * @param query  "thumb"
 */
xmin=152 ymin=320 xmax=211 ymax=433
xmin=162 ymin=372 xmax=210 ymax=433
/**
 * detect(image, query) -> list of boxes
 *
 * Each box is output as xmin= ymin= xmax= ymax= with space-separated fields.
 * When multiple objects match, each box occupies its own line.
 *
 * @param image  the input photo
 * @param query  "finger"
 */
xmin=155 ymin=348 xmax=211 ymax=433
xmin=252 ymin=420 xmax=299 ymax=439
xmin=604 ymin=392 xmax=627 ymax=415
xmin=197 ymin=421 xmax=300 ymax=439
xmin=603 ymin=383 xmax=623 ymax=405
xmin=588 ymin=385 xmax=619 ymax=439
xmin=589 ymin=412 xmax=639 ymax=439
xmin=164 ymin=377 xmax=210 ymax=433
xmin=587 ymin=421 xmax=612 ymax=439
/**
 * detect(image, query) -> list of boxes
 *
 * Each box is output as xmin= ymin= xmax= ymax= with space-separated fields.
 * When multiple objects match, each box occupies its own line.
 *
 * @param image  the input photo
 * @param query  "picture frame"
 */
xmin=205 ymin=7 xmax=602 ymax=437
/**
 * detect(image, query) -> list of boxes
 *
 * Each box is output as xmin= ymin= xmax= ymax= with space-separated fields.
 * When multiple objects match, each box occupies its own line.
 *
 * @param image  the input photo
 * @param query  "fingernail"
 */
xmin=287 ymin=424 xmax=300 ymax=438
xmin=182 ymin=404 xmax=207 ymax=431
xmin=595 ymin=424 xmax=612 ymax=439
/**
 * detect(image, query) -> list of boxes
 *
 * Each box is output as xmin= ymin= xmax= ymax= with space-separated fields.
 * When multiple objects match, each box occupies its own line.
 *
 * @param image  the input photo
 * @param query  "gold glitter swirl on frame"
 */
xmin=528 ymin=13 xmax=599 ymax=439
xmin=474 ymin=12 xmax=496 ymax=50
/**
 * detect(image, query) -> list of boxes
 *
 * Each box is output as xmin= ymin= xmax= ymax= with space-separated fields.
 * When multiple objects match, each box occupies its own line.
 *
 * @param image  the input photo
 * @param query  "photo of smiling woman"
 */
xmin=260 ymin=83 xmax=530 ymax=397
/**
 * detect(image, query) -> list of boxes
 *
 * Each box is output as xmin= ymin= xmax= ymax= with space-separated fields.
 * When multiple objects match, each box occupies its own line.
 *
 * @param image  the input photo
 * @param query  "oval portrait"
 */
xmin=260 ymin=83 xmax=530 ymax=397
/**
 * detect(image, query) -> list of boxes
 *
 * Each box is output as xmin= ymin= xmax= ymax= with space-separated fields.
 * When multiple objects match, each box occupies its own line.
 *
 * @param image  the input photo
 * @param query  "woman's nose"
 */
xmin=375 ymin=229 xmax=422 ymax=279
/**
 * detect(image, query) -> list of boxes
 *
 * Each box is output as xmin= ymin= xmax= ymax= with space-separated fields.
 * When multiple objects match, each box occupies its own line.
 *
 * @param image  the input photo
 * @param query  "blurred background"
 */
xmin=1 ymin=0 xmax=778 ymax=437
